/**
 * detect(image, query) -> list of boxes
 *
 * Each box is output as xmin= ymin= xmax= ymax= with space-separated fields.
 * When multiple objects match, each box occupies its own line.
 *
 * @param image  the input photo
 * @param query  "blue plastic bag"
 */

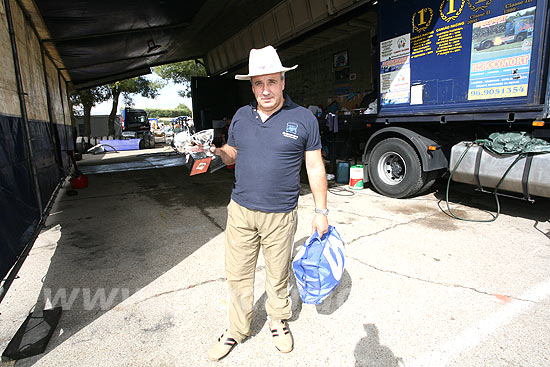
xmin=292 ymin=226 xmax=345 ymax=304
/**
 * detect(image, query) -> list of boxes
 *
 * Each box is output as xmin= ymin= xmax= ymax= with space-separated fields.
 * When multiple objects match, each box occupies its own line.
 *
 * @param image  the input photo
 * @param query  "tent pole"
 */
xmin=57 ymin=70 xmax=70 ymax=167
xmin=41 ymin=49 xmax=64 ymax=174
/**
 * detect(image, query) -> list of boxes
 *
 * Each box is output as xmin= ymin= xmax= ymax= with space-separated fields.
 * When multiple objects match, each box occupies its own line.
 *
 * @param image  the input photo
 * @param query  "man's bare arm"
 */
xmin=305 ymin=149 xmax=329 ymax=235
xmin=213 ymin=144 xmax=237 ymax=165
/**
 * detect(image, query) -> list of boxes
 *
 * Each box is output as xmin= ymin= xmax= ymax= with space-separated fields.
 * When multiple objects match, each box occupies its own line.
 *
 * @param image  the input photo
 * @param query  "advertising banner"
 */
xmin=468 ymin=7 xmax=535 ymax=100
xmin=378 ymin=0 xmax=541 ymax=113
xmin=380 ymin=34 xmax=411 ymax=105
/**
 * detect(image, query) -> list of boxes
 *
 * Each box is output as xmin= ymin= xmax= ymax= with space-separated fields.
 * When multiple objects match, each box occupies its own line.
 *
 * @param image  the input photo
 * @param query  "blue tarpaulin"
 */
xmin=99 ymin=139 xmax=141 ymax=151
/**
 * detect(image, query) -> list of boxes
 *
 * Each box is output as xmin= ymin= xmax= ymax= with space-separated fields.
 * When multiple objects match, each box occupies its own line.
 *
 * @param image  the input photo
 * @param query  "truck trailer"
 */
xmin=358 ymin=0 xmax=550 ymax=199
xmin=193 ymin=0 xmax=550 ymax=200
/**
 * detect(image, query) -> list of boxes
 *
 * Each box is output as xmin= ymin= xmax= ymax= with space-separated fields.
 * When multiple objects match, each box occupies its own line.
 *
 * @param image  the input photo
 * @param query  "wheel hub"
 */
xmin=377 ymin=151 xmax=406 ymax=185
xmin=390 ymin=161 xmax=403 ymax=176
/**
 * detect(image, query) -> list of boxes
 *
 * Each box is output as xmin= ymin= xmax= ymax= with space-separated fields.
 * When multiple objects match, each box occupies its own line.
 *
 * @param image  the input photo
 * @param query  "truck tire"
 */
xmin=368 ymin=138 xmax=426 ymax=198
xmin=417 ymin=170 xmax=441 ymax=195
xmin=515 ymin=33 xmax=526 ymax=42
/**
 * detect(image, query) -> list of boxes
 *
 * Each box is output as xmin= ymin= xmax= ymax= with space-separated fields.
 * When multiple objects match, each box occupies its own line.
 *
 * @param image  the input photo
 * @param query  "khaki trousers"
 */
xmin=225 ymin=200 xmax=298 ymax=342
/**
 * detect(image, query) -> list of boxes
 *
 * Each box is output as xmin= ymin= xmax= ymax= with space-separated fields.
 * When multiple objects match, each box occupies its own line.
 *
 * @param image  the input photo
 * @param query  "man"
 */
xmin=208 ymin=45 xmax=329 ymax=361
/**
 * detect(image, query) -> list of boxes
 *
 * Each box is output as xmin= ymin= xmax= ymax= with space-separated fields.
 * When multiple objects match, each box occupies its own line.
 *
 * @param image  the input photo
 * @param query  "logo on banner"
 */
xmin=440 ymin=0 xmax=465 ymax=22
xmin=412 ymin=7 xmax=434 ymax=33
xmin=467 ymin=0 xmax=493 ymax=13
xmin=397 ymin=38 xmax=407 ymax=48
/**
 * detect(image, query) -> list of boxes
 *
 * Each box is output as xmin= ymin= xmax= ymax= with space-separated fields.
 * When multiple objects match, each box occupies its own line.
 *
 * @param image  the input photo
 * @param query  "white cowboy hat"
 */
xmin=235 ymin=45 xmax=298 ymax=80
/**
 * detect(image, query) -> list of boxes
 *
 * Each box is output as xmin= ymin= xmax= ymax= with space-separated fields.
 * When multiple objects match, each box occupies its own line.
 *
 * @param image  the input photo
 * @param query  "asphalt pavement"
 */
xmin=1 ymin=150 xmax=549 ymax=367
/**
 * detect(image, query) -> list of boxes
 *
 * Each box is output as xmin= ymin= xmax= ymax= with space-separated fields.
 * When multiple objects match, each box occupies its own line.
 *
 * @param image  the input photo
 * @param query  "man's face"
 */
xmin=251 ymin=73 xmax=285 ymax=114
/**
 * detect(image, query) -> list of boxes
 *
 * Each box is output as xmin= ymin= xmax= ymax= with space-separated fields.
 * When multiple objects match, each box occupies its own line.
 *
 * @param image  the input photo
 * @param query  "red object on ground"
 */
xmin=70 ymin=174 xmax=88 ymax=189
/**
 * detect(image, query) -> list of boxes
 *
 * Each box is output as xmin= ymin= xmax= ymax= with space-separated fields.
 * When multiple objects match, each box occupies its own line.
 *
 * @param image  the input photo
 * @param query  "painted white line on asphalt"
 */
xmin=406 ymin=279 xmax=550 ymax=367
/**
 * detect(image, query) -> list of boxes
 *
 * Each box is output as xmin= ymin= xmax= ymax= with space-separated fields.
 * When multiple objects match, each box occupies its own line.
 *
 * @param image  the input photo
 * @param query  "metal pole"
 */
xmin=4 ymin=0 xmax=43 ymax=213
xmin=41 ymin=49 xmax=64 ymax=174
xmin=58 ymin=70 xmax=70 ymax=167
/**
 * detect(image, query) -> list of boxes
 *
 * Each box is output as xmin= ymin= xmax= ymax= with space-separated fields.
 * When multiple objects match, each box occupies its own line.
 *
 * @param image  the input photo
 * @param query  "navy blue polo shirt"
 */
xmin=227 ymin=95 xmax=321 ymax=213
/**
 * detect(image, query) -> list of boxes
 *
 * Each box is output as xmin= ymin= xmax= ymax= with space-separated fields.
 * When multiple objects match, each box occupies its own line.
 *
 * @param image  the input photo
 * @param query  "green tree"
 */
xmin=176 ymin=103 xmax=192 ymax=116
xmin=154 ymin=60 xmax=206 ymax=98
xmin=107 ymin=76 xmax=164 ymax=135
xmin=71 ymin=86 xmax=110 ymax=138
xmin=143 ymin=107 xmax=192 ymax=118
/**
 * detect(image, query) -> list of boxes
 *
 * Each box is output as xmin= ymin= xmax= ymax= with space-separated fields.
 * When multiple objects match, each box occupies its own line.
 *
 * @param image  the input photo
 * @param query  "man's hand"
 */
xmin=187 ymin=143 xmax=207 ymax=153
xmin=211 ymin=144 xmax=237 ymax=165
xmin=312 ymin=213 xmax=329 ymax=236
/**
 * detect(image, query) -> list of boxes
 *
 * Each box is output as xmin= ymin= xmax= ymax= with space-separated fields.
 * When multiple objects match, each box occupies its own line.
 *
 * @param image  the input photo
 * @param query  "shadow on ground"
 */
xmin=315 ymin=270 xmax=352 ymax=315
xmin=15 ymin=165 xmax=235 ymax=365
xmin=354 ymin=324 xmax=403 ymax=367
xmin=430 ymin=178 xmax=550 ymax=224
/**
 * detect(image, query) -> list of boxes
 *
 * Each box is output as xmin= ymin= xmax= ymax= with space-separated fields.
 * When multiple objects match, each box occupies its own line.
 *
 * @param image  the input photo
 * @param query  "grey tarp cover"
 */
xmin=482 ymin=132 xmax=550 ymax=155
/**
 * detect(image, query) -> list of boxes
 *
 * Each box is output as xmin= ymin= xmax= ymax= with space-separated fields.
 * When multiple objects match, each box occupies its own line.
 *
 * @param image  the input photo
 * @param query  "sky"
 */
xmin=90 ymin=74 xmax=192 ymax=115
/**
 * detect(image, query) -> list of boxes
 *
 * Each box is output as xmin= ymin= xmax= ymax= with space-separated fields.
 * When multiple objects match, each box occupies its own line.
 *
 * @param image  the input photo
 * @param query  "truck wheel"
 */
xmin=368 ymin=138 xmax=426 ymax=198
xmin=417 ymin=170 xmax=441 ymax=195
xmin=515 ymin=33 xmax=526 ymax=42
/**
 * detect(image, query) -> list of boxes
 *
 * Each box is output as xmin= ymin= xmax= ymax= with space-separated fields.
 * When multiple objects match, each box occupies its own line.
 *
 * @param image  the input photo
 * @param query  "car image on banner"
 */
xmin=468 ymin=7 xmax=536 ymax=100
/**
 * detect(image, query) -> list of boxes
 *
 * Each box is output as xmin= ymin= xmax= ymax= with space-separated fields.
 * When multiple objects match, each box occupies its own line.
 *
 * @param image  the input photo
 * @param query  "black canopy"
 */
xmin=35 ymin=0 xmax=284 ymax=88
